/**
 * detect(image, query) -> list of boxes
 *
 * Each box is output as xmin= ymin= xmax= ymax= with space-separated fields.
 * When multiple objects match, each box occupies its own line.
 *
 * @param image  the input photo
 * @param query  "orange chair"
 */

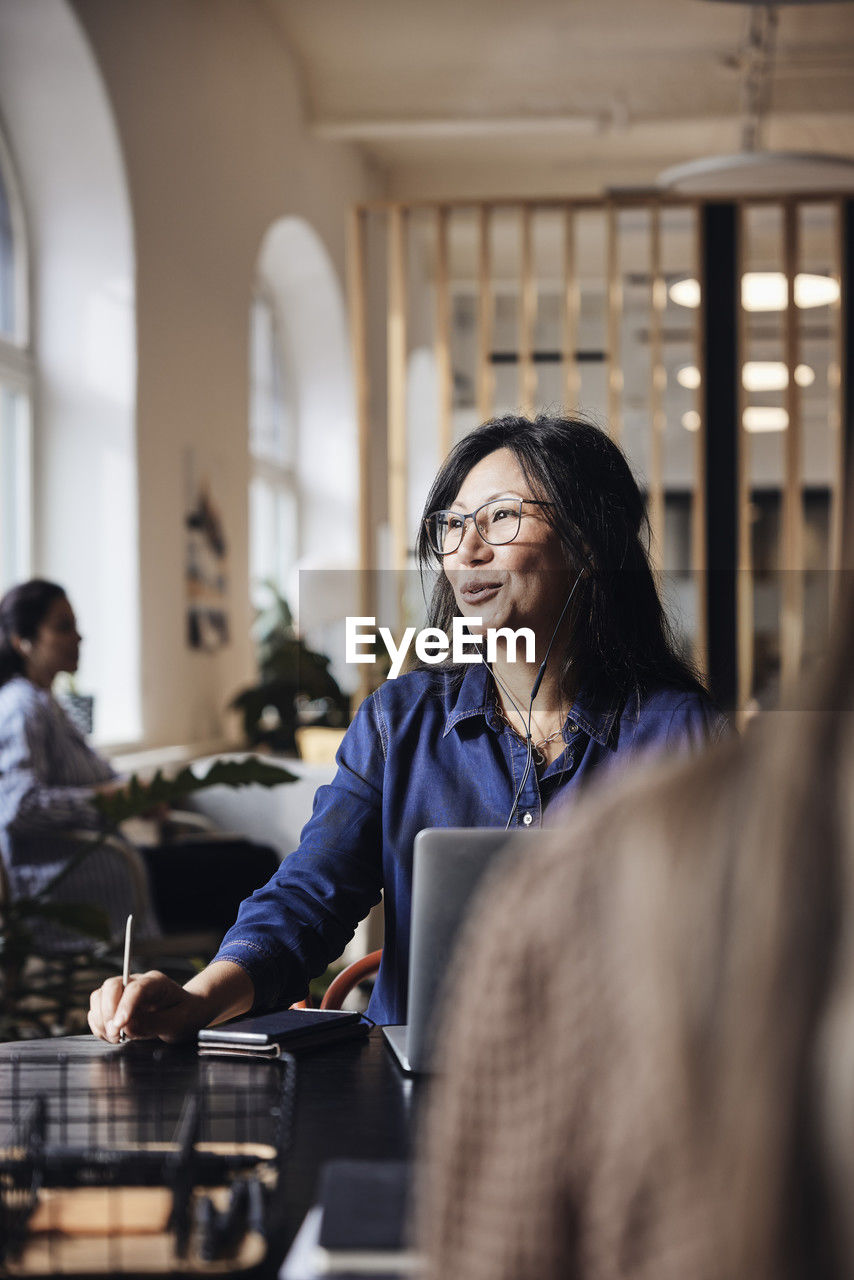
xmin=320 ymin=948 xmax=383 ymax=1010
xmin=291 ymin=949 xmax=383 ymax=1010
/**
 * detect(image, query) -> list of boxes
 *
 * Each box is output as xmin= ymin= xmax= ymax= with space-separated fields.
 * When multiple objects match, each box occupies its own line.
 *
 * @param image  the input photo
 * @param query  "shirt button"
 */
xmin=567 ymin=720 xmax=577 ymax=733
xmin=521 ymin=812 xmax=533 ymax=826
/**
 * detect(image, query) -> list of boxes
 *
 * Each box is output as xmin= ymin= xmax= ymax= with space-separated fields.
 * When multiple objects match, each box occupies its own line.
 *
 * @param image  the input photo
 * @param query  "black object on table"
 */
xmin=0 ymin=1029 xmax=420 ymax=1277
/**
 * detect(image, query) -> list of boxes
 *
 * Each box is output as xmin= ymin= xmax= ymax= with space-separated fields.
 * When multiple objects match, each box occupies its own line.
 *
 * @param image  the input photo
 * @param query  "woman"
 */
xmin=0 ymin=579 xmax=277 ymax=946
xmin=419 ymin=478 xmax=854 ymax=1277
xmin=88 ymin=413 xmax=725 ymax=1042
xmin=0 ymin=579 xmax=139 ymax=944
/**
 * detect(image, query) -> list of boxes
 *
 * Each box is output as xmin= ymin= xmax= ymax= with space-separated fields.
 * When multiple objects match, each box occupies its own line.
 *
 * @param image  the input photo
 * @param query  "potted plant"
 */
xmin=230 ymin=585 xmax=349 ymax=755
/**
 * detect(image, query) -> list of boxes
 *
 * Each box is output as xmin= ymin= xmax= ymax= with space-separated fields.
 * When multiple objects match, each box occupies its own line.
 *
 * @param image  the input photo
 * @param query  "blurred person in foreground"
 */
xmin=420 ymin=516 xmax=854 ymax=1278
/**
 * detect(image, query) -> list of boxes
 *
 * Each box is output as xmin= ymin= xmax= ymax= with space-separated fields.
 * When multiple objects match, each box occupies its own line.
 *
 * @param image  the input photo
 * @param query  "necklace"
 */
xmin=493 ymin=697 xmax=568 ymax=765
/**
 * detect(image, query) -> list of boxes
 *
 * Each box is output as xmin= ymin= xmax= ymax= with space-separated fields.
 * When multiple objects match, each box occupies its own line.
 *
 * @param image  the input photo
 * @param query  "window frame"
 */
xmin=0 ymin=119 xmax=34 ymax=590
xmin=248 ymin=284 xmax=300 ymax=609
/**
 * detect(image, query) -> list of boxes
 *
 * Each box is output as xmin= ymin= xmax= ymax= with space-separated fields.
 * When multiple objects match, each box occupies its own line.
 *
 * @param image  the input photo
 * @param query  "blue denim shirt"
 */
xmin=214 ymin=665 xmax=725 ymax=1023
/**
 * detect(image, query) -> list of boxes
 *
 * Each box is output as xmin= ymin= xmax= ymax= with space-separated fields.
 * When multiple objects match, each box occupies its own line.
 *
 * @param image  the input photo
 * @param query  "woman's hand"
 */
xmin=87 ymin=960 xmax=255 ymax=1044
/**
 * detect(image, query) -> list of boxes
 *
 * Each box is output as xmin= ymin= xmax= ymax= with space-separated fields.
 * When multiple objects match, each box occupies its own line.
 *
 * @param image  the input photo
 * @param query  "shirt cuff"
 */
xmin=211 ymin=939 xmax=307 ymax=1012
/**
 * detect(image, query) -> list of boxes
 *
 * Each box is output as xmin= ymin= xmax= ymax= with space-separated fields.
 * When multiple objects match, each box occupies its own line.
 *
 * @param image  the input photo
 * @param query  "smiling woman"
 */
xmin=87 ymin=413 xmax=726 ymax=1043
xmin=416 ymin=415 xmax=712 ymax=765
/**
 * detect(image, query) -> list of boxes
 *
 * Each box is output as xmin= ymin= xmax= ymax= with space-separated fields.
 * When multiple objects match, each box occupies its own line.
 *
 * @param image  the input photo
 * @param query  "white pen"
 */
xmin=119 ymin=912 xmax=133 ymax=1043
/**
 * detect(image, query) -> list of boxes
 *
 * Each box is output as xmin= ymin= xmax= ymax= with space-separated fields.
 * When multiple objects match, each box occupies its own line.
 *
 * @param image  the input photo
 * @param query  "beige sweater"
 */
xmin=417 ymin=732 xmax=818 ymax=1280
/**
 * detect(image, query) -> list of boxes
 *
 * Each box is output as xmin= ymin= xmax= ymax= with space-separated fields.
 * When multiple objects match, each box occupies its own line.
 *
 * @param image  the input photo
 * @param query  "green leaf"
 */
xmin=92 ymin=754 xmax=295 ymax=827
xmin=34 ymin=901 xmax=112 ymax=942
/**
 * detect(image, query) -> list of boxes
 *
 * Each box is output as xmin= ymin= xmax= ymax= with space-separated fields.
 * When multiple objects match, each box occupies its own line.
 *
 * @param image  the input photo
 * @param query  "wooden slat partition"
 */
xmin=476 ymin=206 xmax=493 ymax=422
xmin=387 ymin=205 xmax=409 ymax=574
xmin=348 ymin=191 xmax=848 ymax=712
xmin=519 ymin=206 xmax=536 ymax=416
xmin=606 ymin=204 xmax=622 ymax=442
xmin=780 ymin=201 xmax=804 ymax=699
xmin=435 ymin=206 xmax=453 ymax=461
xmin=648 ymin=202 xmax=665 ymax=574
xmin=562 ymin=206 xmax=580 ymax=409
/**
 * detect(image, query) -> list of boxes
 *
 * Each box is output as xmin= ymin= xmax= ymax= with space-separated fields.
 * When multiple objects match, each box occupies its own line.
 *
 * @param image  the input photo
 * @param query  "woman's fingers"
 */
xmin=88 ymin=975 xmax=125 ymax=1039
xmin=88 ymin=970 xmax=189 ymax=1043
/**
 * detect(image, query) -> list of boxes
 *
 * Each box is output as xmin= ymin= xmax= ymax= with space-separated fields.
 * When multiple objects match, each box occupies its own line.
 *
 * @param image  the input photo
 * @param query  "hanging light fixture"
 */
xmin=659 ymin=3 xmax=854 ymax=196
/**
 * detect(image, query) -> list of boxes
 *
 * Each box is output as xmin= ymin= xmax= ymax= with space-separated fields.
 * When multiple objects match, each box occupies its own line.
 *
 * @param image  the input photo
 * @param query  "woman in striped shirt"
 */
xmin=0 ymin=578 xmax=136 ymax=947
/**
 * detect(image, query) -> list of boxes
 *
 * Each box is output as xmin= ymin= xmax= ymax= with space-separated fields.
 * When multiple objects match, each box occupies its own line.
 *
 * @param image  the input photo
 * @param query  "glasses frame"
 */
xmin=423 ymin=498 xmax=554 ymax=557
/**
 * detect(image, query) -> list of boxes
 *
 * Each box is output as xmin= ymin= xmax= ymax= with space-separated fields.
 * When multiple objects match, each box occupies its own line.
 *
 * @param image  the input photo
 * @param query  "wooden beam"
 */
xmin=829 ymin=197 xmax=845 ymax=576
xmin=476 ymin=206 xmax=493 ymax=423
xmin=648 ymin=202 xmax=665 ymax=576
xmin=347 ymin=205 xmax=374 ymax=707
xmin=780 ymin=200 xmax=804 ymax=699
xmin=387 ymin=205 xmax=409 ymax=573
xmin=606 ymin=204 xmax=622 ymax=442
xmin=435 ymin=206 xmax=453 ymax=461
xmin=562 ymin=206 xmax=580 ymax=409
xmin=519 ymin=206 xmax=536 ymax=417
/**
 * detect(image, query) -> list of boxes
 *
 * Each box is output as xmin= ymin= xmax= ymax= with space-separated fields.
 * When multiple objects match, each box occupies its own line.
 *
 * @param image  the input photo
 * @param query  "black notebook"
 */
xmin=197 ymin=1008 xmax=369 ymax=1058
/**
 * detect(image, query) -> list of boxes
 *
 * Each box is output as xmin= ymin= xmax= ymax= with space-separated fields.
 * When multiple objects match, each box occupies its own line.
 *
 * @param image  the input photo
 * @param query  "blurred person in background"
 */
xmin=420 ymin=505 xmax=854 ymax=1279
xmin=0 ymin=578 xmax=277 ymax=947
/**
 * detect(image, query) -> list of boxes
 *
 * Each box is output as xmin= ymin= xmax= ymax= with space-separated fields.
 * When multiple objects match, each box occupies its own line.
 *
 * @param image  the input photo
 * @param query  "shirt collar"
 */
xmin=443 ymin=663 xmax=622 ymax=749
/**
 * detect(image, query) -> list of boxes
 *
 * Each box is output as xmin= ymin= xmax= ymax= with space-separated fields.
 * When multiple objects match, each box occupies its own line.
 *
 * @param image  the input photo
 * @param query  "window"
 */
xmin=0 ymin=127 xmax=32 ymax=592
xmin=248 ymin=289 xmax=298 ymax=609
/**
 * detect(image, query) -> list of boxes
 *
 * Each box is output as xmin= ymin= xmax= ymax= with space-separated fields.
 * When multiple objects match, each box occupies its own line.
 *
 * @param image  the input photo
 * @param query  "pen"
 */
xmin=119 ymin=913 xmax=133 ymax=1043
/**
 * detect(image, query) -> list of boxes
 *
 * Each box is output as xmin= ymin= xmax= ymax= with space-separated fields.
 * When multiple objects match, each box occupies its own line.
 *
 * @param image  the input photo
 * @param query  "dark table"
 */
xmin=0 ymin=1029 xmax=423 ymax=1276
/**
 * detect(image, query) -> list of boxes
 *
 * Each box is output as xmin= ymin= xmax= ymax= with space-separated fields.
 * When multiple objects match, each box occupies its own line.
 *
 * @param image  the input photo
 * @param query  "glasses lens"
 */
xmin=476 ymin=499 xmax=522 ymax=545
xmin=427 ymin=511 xmax=464 ymax=554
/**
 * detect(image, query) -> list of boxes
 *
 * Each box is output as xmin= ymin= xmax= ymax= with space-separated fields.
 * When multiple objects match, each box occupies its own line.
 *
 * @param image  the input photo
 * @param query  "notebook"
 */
xmin=198 ymin=1008 xmax=369 ymax=1058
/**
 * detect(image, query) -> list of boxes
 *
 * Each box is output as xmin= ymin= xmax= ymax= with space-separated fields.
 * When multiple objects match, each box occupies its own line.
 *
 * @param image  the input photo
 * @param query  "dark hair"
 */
xmin=415 ymin=413 xmax=703 ymax=702
xmin=0 ymin=579 xmax=67 ymax=687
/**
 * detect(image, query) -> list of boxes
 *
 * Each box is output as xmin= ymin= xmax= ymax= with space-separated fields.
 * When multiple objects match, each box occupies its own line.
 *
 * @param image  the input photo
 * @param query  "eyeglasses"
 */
xmin=424 ymin=498 xmax=553 ymax=556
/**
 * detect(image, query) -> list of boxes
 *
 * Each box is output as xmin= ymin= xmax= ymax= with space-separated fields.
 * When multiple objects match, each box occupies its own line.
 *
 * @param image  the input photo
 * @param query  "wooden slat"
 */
xmin=690 ymin=204 xmax=709 ymax=679
xmin=519 ymin=206 xmax=537 ymax=417
xmin=346 ymin=206 xmax=375 ymax=708
xmin=606 ymin=204 xmax=622 ymax=442
xmin=562 ymin=205 xmax=580 ymax=409
xmin=435 ymin=206 xmax=453 ymax=460
xmin=387 ymin=205 xmax=409 ymax=574
xmin=348 ymin=207 xmax=371 ymax=578
xmin=355 ymin=189 xmax=854 ymax=215
xmin=829 ymin=198 xmax=845 ymax=577
xmin=648 ymin=202 xmax=665 ymax=575
xmin=780 ymin=201 xmax=804 ymax=699
xmin=736 ymin=202 xmax=754 ymax=723
xmin=476 ymin=206 xmax=493 ymax=422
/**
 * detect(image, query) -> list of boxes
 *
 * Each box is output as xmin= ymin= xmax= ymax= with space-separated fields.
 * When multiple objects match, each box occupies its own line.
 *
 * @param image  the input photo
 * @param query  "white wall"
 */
xmin=0 ymin=0 xmax=140 ymax=742
xmin=68 ymin=0 xmax=380 ymax=747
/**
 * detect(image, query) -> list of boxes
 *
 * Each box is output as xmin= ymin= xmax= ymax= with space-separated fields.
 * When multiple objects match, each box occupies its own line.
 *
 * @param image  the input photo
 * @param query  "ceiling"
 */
xmin=265 ymin=0 xmax=854 ymax=200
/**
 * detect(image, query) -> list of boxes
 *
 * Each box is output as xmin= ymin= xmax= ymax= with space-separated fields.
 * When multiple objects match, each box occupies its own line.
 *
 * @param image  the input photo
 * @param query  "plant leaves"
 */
xmin=92 ymin=754 xmax=295 ymax=827
xmin=34 ymin=901 xmax=112 ymax=942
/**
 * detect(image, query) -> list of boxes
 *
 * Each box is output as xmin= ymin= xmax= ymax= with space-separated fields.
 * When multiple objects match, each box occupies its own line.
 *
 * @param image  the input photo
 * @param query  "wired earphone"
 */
xmin=475 ymin=561 xmax=589 ymax=829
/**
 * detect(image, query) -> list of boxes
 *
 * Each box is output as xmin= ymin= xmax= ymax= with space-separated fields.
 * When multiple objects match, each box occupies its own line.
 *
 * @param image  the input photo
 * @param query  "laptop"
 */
xmin=382 ymin=827 xmax=548 ymax=1074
